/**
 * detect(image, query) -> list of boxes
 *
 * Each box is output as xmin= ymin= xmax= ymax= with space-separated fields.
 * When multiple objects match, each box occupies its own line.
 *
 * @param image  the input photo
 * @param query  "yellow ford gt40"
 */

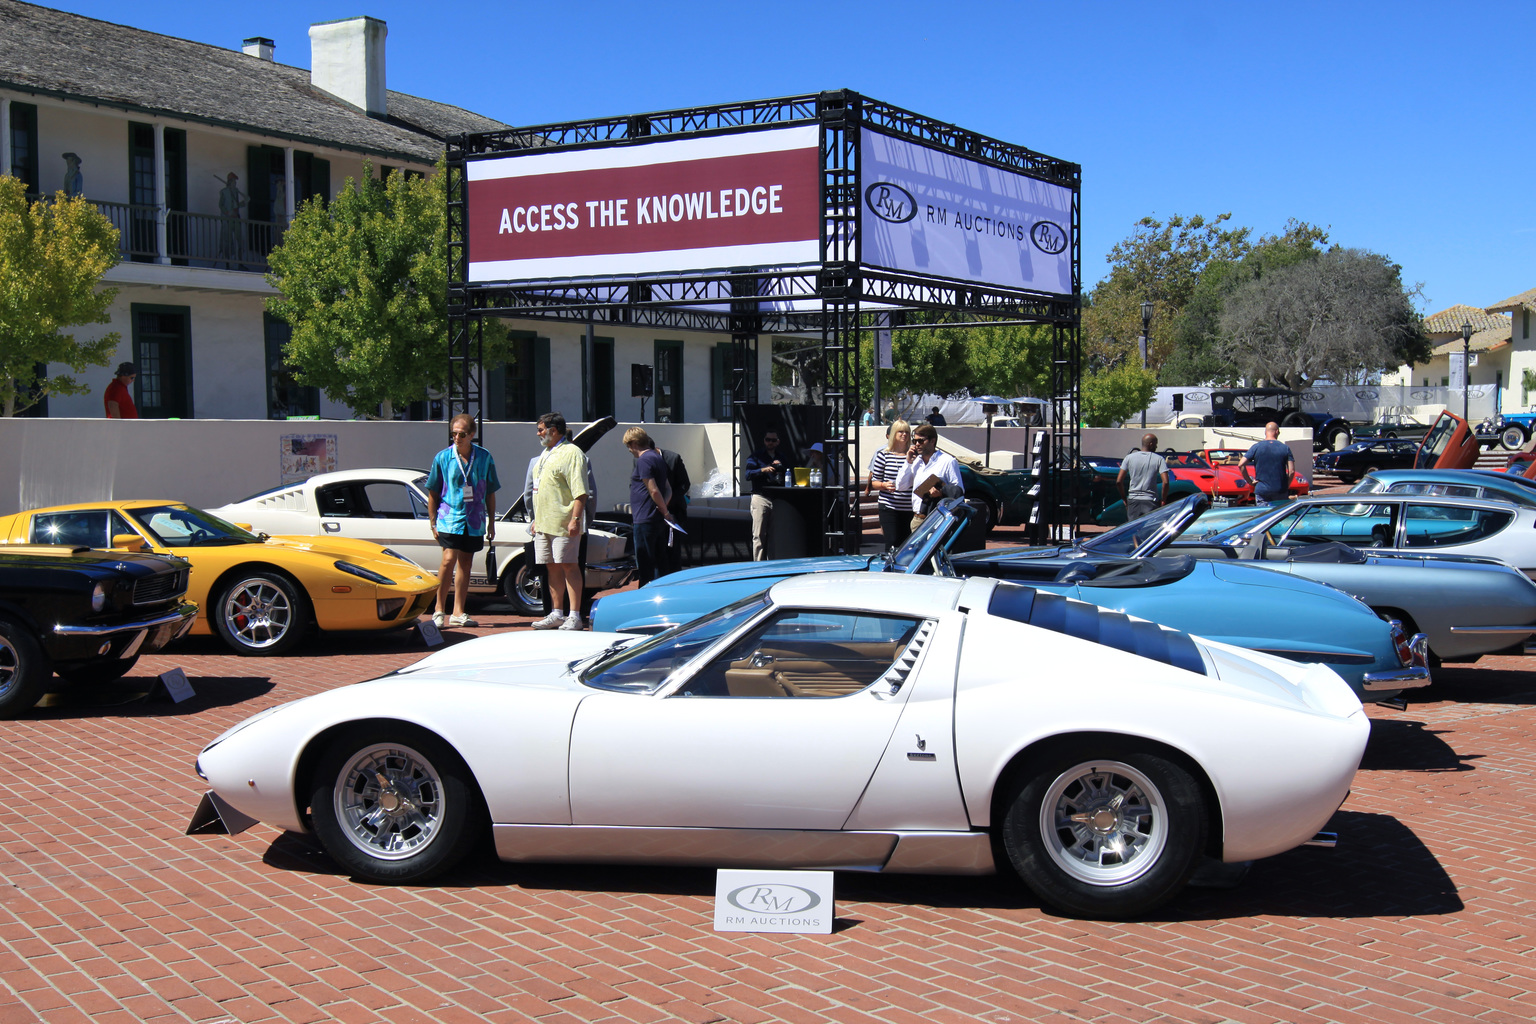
xmin=0 ymin=501 xmax=438 ymax=655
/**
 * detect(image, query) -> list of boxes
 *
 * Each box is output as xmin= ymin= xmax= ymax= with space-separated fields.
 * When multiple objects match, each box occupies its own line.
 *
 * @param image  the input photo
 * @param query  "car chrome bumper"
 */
xmin=1362 ymin=631 xmax=1430 ymax=690
xmin=53 ymin=602 xmax=197 ymax=638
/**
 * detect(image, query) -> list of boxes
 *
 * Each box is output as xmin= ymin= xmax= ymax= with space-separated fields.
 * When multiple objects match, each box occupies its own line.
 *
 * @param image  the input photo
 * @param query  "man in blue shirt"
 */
xmin=1239 ymin=421 xmax=1296 ymax=506
xmin=624 ymin=426 xmax=674 ymax=585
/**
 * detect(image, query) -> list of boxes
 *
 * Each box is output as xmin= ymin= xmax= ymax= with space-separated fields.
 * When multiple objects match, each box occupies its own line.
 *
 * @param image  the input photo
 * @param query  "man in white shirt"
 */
xmin=894 ymin=423 xmax=965 ymax=530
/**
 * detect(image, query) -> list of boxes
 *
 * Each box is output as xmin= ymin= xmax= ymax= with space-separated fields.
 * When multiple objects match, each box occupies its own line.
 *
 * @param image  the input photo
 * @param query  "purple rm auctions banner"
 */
xmin=860 ymin=131 xmax=1073 ymax=297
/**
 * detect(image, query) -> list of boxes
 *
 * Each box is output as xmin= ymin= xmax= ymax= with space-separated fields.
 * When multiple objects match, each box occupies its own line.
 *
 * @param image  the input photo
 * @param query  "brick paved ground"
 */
xmin=3 ymin=518 xmax=1536 ymax=1024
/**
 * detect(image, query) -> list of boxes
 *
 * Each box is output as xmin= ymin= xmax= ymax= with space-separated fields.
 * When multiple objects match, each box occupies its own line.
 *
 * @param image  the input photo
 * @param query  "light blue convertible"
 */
xmin=591 ymin=498 xmax=1430 ymax=703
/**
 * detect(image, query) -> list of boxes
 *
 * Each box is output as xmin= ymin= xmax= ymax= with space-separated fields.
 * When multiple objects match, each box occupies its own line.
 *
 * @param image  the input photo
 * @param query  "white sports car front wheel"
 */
xmin=1001 ymin=744 xmax=1207 ymax=919
xmin=308 ymin=725 xmax=486 ymax=883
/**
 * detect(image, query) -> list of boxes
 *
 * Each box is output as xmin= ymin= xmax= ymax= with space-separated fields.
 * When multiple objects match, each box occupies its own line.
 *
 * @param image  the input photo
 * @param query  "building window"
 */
xmin=1524 ymin=308 xmax=1530 ymax=340
xmin=131 ymin=304 xmax=192 ymax=418
xmin=654 ymin=339 xmax=683 ymax=423
xmin=264 ymin=314 xmax=318 ymax=418
xmin=8 ymin=102 xmax=38 ymax=191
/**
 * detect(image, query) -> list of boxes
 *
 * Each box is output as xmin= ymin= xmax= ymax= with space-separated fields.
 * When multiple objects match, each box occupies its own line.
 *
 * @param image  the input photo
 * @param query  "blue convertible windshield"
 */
xmin=580 ymin=593 xmax=770 ymax=694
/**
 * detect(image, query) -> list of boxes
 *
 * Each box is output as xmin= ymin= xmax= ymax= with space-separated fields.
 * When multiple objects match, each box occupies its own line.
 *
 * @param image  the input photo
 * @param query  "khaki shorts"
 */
xmin=534 ymin=532 xmax=580 ymax=564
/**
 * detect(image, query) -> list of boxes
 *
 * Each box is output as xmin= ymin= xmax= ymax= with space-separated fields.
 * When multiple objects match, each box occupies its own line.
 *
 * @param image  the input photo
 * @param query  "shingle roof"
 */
xmin=0 ymin=0 xmax=507 ymax=162
xmin=1487 ymin=287 xmax=1536 ymax=315
xmin=1422 ymin=304 xmax=1511 ymax=337
xmin=1430 ymin=324 xmax=1510 ymax=357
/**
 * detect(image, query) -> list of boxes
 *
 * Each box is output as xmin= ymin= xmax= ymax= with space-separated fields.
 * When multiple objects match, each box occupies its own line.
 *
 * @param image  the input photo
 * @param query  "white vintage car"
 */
xmin=191 ymin=572 xmax=1367 ymax=919
xmin=209 ymin=467 xmax=632 ymax=615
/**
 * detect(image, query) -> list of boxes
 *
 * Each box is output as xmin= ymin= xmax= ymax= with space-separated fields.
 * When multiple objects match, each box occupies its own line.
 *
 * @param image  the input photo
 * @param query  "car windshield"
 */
xmin=127 ymin=504 xmax=260 ymax=547
xmin=1081 ymin=496 xmax=1202 ymax=556
xmin=579 ymin=593 xmax=770 ymax=694
xmin=888 ymin=501 xmax=964 ymax=571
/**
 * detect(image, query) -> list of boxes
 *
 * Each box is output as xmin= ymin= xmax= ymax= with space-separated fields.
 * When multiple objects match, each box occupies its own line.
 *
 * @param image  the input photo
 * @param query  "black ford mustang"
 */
xmin=0 ymin=545 xmax=196 ymax=716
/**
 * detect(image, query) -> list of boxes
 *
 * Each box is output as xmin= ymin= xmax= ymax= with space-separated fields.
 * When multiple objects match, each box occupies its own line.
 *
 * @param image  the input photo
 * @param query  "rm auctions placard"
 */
xmin=466 ymin=125 xmax=821 ymax=282
xmin=861 ymin=130 xmax=1074 ymax=297
xmin=713 ymin=868 xmax=834 ymax=934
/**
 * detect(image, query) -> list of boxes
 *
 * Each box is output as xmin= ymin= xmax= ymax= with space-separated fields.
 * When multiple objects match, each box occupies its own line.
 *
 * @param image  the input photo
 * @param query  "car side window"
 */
xmin=316 ymin=484 xmax=356 ymax=517
xmin=1402 ymin=504 xmax=1511 ymax=547
xmin=675 ymin=610 xmax=924 ymax=699
xmin=32 ymin=510 xmax=109 ymax=547
xmin=362 ymin=482 xmax=423 ymax=519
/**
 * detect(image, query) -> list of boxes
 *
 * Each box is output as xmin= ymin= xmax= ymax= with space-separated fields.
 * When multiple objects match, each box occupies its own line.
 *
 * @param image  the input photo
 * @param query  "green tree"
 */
xmin=856 ymin=317 xmax=1053 ymax=412
xmin=1216 ymin=247 xmax=1428 ymax=389
xmin=267 ymin=161 xmax=504 ymax=419
xmin=1083 ymin=212 xmax=1252 ymax=374
xmin=0 ymin=176 xmax=121 ymax=416
xmin=1160 ymin=220 xmax=1331 ymax=385
xmin=1080 ymin=362 xmax=1158 ymax=427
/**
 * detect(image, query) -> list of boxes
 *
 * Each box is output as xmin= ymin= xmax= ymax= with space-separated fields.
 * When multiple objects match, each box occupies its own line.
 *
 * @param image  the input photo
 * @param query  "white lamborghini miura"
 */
xmin=192 ymin=572 xmax=1367 ymax=919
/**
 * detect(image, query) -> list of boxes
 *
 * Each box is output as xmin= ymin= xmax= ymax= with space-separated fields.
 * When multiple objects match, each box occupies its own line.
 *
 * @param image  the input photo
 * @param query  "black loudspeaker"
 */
xmin=1172 ymin=393 xmax=1184 ymax=412
xmin=631 ymin=363 xmax=654 ymax=398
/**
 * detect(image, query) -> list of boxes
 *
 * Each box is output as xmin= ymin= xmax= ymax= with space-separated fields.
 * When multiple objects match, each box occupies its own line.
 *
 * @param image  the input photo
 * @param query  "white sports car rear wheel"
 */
xmin=1002 ymin=746 xmax=1206 ymax=919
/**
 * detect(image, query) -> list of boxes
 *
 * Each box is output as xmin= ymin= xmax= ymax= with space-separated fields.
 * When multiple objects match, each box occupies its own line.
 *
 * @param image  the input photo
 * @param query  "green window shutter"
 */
xmin=8 ymin=103 xmax=38 ymax=191
xmin=246 ymin=146 xmax=272 ymax=221
xmin=533 ymin=337 xmax=552 ymax=415
xmin=312 ymin=158 xmax=330 ymax=203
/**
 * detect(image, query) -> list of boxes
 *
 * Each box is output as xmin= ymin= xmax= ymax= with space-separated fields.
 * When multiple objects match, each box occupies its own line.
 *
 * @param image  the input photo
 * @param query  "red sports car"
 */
xmin=1165 ymin=449 xmax=1309 ymax=506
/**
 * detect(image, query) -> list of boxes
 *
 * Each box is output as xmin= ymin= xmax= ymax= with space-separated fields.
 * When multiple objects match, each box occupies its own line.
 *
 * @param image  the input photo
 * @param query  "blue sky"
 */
xmin=44 ymin=0 xmax=1535 ymax=314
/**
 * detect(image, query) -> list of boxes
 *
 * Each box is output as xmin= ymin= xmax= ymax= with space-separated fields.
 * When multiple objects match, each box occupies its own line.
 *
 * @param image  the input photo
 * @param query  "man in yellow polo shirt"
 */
xmin=531 ymin=412 xmax=591 ymax=630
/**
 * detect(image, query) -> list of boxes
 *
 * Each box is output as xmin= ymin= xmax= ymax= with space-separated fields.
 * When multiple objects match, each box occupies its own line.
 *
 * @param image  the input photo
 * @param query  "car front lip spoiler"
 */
xmin=54 ymin=603 xmax=197 ymax=637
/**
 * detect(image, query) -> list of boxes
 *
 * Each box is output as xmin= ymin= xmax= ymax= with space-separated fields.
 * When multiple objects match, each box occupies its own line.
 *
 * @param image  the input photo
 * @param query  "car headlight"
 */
xmin=91 ymin=583 xmax=107 ymax=612
xmin=333 ymin=561 xmax=395 ymax=585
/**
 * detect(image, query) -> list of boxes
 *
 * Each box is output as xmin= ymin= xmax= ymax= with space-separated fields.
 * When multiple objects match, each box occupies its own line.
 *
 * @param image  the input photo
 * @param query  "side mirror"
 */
xmin=111 ymin=533 xmax=148 ymax=552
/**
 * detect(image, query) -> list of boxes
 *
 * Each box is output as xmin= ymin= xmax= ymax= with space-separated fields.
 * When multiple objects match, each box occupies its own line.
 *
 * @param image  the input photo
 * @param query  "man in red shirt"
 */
xmin=103 ymin=362 xmax=138 ymax=418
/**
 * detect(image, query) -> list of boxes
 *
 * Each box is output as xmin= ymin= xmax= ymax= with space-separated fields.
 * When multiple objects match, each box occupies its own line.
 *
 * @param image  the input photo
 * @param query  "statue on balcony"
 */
xmin=61 ymin=153 xmax=83 ymax=198
xmin=217 ymin=172 xmax=248 ymax=268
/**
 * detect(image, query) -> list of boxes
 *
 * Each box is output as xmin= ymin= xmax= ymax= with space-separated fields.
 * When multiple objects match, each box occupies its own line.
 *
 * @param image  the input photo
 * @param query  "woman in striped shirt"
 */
xmin=867 ymin=419 xmax=914 ymax=550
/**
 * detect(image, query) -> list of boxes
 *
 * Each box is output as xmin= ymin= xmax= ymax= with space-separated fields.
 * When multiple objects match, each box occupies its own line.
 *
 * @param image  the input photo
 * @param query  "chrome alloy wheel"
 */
xmin=332 ymin=743 xmax=446 ymax=860
xmin=1039 ymin=759 xmax=1169 ymax=887
xmin=221 ymin=578 xmax=294 ymax=649
xmin=0 ymin=634 xmax=20 ymax=701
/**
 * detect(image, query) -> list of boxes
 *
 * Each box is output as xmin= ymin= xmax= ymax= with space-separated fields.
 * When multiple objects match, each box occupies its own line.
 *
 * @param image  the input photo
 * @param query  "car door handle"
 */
xmin=748 ymin=653 xmax=774 ymax=668
xmin=323 ymin=521 xmax=340 ymax=532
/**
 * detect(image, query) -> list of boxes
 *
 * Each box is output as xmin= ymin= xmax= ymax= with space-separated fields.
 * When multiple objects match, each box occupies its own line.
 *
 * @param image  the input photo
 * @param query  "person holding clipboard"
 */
xmin=894 ymin=423 xmax=964 ymax=532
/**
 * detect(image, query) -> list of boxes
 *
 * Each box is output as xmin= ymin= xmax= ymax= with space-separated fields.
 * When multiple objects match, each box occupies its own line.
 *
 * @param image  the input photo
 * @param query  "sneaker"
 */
xmin=448 ymin=613 xmax=478 ymax=628
xmin=558 ymin=614 xmax=585 ymax=631
xmin=430 ymin=612 xmax=445 ymax=628
xmin=530 ymin=611 xmax=565 ymax=630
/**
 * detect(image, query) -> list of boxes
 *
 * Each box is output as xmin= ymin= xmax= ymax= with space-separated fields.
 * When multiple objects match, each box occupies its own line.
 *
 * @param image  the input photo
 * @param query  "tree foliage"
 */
xmin=267 ymin=161 xmax=506 ymax=419
xmin=1160 ymin=220 xmax=1331 ymax=385
xmin=855 ymin=318 xmax=1053 ymax=412
xmin=1216 ymin=248 xmax=1428 ymax=389
xmin=1080 ymin=363 xmax=1159 ymax=427
xmin=0 ymin=176 xmax=121 ymax=416
xmin=1083 ymin=212 xmax=1252 ymax=374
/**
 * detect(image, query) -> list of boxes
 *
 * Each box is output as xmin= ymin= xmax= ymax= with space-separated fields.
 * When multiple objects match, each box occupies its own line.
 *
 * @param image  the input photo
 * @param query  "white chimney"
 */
xmin=242 ymin=37 xmax=275 ymax=61
xmin=308 ymin=17 xmax=387 ymax=117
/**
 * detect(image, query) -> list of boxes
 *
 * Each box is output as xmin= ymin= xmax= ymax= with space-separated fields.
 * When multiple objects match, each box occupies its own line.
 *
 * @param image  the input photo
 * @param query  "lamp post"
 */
xmin=1462 ymin=321 xmax=1473 ymax=423
xmin=1140 ymin=300 xmax=1154 ymax=428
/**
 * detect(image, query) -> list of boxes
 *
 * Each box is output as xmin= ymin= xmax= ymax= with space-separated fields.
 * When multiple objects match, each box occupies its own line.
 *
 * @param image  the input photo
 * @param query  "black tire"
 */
xmin=500 ymin=556 xmax=544 ymax=617
xmin=1325 ymin=427 xmax=1352 ymax=451
xmin=56 ymin=654 xmax=140 ymax=686
xmin=1000 ymin=743 xmax=1207 ymax=919
xmin=212 ymin=571 xmax=308 ymax=656
xmin=0 ymin=617 xmax=50 ymax=718
xmin=1281 ymin=411 xmax=1309 ymax=429
xmin=1337 ymin=474 xmax=1357 ymax=485
xmin=1500 ymin=425 xmax=1527 ymax=451
xmin=308 ymin=724 xmax=486 ymax=883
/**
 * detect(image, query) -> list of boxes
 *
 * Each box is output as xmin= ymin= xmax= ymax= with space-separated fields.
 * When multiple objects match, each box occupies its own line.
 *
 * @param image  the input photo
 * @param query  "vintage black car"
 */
xmin=1205 ymin=387 xmax=1353 ymax=451
xmin=1313 ymin=438 xmax=1422 ymax=484
xmin=0 ymin=545 xmax=197 ymax=716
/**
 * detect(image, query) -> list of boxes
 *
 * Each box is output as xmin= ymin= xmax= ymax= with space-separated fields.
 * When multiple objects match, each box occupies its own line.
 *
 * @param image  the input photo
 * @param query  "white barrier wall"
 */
xmin=0 ymin=418 xmax=736 ymax=518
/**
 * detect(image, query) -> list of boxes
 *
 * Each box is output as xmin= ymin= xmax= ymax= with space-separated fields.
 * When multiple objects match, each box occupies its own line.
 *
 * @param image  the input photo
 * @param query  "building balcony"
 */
xmin=32 ymin=194 xmax=280 ymax=273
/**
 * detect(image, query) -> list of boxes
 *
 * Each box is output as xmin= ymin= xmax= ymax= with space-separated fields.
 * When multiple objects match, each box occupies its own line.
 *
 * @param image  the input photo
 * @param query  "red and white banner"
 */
xmin=466 ymin=126 xmax=821 ymax=282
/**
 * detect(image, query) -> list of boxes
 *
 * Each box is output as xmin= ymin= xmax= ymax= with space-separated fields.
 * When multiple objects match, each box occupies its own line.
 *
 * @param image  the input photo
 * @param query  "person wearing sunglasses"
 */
xmin=745 ymin=430 xmax=796 ymax=561
xmin=894 ymin=423 xmax=963 ymax=531
xmin=425 ymin=413 xmax=500 ymax=628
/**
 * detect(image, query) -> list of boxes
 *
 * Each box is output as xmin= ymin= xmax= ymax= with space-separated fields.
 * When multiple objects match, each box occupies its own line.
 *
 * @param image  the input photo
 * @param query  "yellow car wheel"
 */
xmin=213 ymin=571 xmax=308 ymax=656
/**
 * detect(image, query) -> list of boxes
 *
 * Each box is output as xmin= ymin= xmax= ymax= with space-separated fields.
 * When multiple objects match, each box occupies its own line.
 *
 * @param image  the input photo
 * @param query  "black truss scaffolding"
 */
xmin=446 ymin=90 xmax=1081 ymax=552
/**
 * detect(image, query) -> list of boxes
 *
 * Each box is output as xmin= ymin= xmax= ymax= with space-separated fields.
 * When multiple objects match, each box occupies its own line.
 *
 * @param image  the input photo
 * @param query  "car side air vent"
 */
xmin=989 ymin=583 xmax=1209 ymax=677
xmin=877 ymin=619 xmax=936 ymax=691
